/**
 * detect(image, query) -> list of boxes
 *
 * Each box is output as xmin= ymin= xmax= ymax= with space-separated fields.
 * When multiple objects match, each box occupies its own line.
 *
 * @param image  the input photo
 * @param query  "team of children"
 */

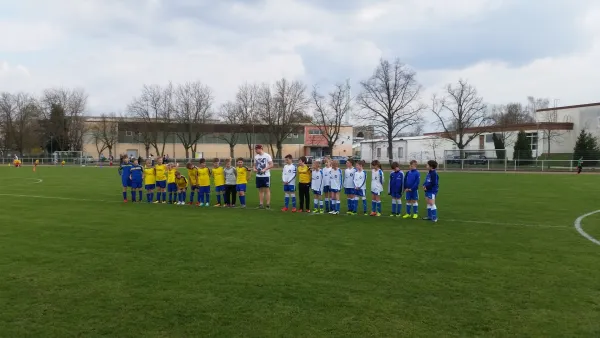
xmin=119 ymin=156 xmax=439 ymax=222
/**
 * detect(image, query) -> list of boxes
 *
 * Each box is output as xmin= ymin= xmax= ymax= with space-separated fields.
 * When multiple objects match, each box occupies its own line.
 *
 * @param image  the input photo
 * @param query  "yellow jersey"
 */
xmin=167 ymin=168 xmax=176 ymax=183
xmin=298 ymin=165 xmax=311 ymax=183
xmin=187 ymin=167 xmax=199 ymax=185
xmin=236 ymin=166 xmax=250 ymax=184
xmin=197 ymin=167 xmax=211 ymax=187
xmin=175 ymin=176 xmax=188 ymax=189
xmin=213 ymin=167 xmax=225 ymax=186
xmin=144 ymin=166 xmax=156 ymax=185
xmin=35 ymin=160 xmax=39 ymax=165
xmin=155 ymin=164 xmax=167 ymax=181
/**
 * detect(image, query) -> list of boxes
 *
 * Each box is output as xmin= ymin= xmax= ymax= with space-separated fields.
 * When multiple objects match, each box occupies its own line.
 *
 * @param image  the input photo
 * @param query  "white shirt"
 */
xmin=329 ymin=168 xmax=343 ymax=190
xmin=371 ymin=169 xmax=384 ymax=193
xmin=311 ymin=169 xmax=323 ymax=191
xmin=343 ymin=168 xmax=356 ymax=189
xmin=353 ymin=170 xmax=367 ymax=190
xmin=282 ymin=164 xmax=296 ymax=185
xmin=254 ymin=153 xmax=273 ymax=177
xmin=322 ymin=167 xmax=332 ymax=187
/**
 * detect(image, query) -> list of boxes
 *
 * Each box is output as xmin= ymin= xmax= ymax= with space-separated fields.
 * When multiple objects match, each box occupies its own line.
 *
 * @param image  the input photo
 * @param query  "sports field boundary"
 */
xmin=573 ymin=210 xmax=600 ymax=246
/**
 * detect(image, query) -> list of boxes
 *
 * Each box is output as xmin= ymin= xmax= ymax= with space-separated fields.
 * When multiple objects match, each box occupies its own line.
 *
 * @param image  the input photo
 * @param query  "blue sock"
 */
xmin=146 ymin=193 xmax=150 ymax=202
xmin=432 ymin=206 xmax=437 ymax=219
xmin=205 ymin=193 xmax=210 ymax=204
xmin=362 ymin=199 xmax=367 ymax=213
xmin=183 ymin=192 xmax=187 ymax=202
xmin=138 ymin=191 xmax=142 ymax=201
xmin=336 ymin=201 xmax=340 ymax=212
xmin=371 ymin=200 xmax=376 ymax=212
xmin=190 ymin=192 xmax=195 ymax=203
xmin=325 ymin=199 xmax=330 ymax=212
xmin=162 ymin=192 xmax=166 ymax=202
xmin=131 ymin=191 xmax=136 ymax=202
xmin=319 ymin=200 xmax=324 ymax=210
xmin=168 ymin=192 xmax=172 ymax=203
xmin=285 ymin=196 xmax=289 ymax=208
xmin=122 ymin=192 xmax=127 ymax=200
xmin=347 ymin=198 xmax=350 ymax=211
xmin=199 ymin=193 xmax=204 ymax=204
xmin=149 ymin=192 xmax=154 ymax=202
xmin=392 ymin=202 xmax=396 ymax=214
xmin=217 ymin=195 xmax=221 ymax=204
xmin=156 ymin=192 xmax=161 ymax=202
xmin=313 ymin=199 xmax=318 ymax=210
xmin=377 ymin=201 xmax=381 ymax=213
xmin=292 ymin=196 xmax=296 ymax=208
xmin=413 ymin=203 xmax=418 ymax=214
xmin=406 ymin=203 xmax=411 ymax=214
xmin=354 ymin=198 xmax=358 ymax=212
xmin=240 ymin=195 xmax=246 ymax=206
xmin=427 ymin=207 xmax=432 ymax=219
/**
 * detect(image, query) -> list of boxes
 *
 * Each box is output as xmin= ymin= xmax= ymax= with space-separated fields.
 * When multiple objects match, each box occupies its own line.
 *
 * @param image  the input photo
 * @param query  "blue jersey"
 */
xmin=119 ymin=163 xmax=133 ymax=179
xmin=130 ymin=164 xmax=143 ymax=181
xmin=423 ymin=169 xmax=439 ymax=194
xmin=404 ymin=169 xmax=420 ymax=191
xmin=388 ymin=170 xmax=404 ymax=195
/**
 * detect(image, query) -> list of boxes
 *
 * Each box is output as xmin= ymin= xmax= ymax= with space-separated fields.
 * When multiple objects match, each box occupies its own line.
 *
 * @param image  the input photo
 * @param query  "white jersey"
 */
xmin=322 ymin=167 xmax=332 ymax=187
xmin=311 ymin=169 xmax=323 ymax=191
xmin=343 ymin=168 xmax=356 ymax=189
xmin=329 ymin=168 xmax=343 ymax=190
xmin=282 ymin=164 xmax=296 ymax=185
xmin=371 ymin=169 xmax=384 ymax=193
xmin=254 ymin=153 xmax=273 ymax=177
xmin=353 ymin=170 xmax=367 ymax=190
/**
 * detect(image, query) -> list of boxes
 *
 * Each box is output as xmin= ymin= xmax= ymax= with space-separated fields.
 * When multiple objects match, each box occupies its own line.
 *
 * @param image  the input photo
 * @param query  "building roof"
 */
xmin=423 ymin=122 xmax=574 ymax=137
xmin=536 ymin=102 xmax=600 ymax=112
xmin=360 ymin=135 xmax=440 ymax=144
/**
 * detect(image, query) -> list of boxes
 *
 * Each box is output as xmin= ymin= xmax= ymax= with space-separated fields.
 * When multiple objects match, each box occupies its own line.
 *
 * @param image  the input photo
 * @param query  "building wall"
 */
xmin=360 ymin=137 xmax=455 ymax=164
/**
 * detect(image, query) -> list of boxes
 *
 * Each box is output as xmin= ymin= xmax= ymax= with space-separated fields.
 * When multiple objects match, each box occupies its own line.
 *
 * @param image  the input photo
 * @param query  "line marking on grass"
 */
xmin=573 ymin=210 xmax=600 ymax=246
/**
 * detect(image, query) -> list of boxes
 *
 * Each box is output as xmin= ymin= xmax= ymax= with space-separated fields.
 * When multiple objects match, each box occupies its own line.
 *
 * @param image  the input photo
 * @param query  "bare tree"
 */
xmin=356 ymin=58 xmax=426 ymax=165
xmin=172 ymin=81 xmax=213 ymax=159
xmin=536 ymin=100 xmax=566 ymax=160
xmin=217 ymin=101 xmax=243 ymax=158
xmin=236 ymin=83 xmax=260 ymax=157
xmin=41 ymin=88 xmax=88 ymax=151
xmin=258 ymin=79 xmax=308 ymax=159
xmin=0 ymin=92 xmax=16 ymax=154
xmin=426 ymin=136 xmax=444 ymax=161
xmin=0 ymin=93 xmax=41 ymax=156
xmin=90 ymin=113 xmax=119 ymax=158
xmin=431 ymin=79 xmax=490 ymax=153
xmin=490 ymin=102 xmax=534 ymax=148
xmin=311 ymin=82 xmax=351 ymax=155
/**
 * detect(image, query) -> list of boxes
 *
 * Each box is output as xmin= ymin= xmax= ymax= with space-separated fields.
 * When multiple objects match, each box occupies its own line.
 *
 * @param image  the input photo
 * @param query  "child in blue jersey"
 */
xmin=328 ymin=160 xmax=343 ymax=215
xmin=369 ymin=160 xmax=384 ymax=216
xmin=403 ymin=160 xmax=421 ymax=219
xmin=130 ymin=159 xmax=144 ymax=202
xmin=343 ymin=159 xmax=356 ymax=214
xmin=352 ymin=160 xmax=368 ymax=216
xmin=388 ymin=162 xmax=404 ymax=217
xmin=311 ymin=161 xmax=324 ymax=213
xmin=423 ymin=160 xmax=439 ymax=222
xmin=118 ymin=156 xmax=133 ymax=202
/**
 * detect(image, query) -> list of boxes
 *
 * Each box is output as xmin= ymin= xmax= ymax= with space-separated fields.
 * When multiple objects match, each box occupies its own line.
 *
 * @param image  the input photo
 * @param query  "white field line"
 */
xmin=573 ymin=210 xmax=600 ymax=246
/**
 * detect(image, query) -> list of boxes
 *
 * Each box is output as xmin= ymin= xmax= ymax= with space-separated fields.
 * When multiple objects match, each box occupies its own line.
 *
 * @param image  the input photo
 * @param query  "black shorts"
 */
xmin=256 ymin=177 xmax=270 ymax=188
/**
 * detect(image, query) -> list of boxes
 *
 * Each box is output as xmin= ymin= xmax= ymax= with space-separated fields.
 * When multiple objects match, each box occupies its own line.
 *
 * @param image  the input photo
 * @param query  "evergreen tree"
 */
xmin=513 ymin=130 xmax=532 ymax=165
xmin=492 ymin=133 xmax=505 ymax=159
xmin=573 ymin=129 xmax=600 ymax=166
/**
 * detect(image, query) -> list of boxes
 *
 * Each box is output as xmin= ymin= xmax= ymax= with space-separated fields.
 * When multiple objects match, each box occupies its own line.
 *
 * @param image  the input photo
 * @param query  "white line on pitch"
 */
xmin=573 ymin=210 xmax=600 ymax=246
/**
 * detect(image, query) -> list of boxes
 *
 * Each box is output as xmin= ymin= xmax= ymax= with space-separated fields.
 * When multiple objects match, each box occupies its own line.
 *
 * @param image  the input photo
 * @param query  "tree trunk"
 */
xmin=276 ymin=141 xmax=283 ymax=160
xmin=229 ymin=145 xmax=234 ymax=159
xmin=387 ymin=134 xmax=393 ymax=166
xmin=328 ymin=141 xmax=335 ymax=156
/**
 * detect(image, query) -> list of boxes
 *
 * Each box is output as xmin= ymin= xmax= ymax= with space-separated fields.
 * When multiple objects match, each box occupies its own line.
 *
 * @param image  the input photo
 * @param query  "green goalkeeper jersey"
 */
xmin=578 ymin=158 xmax=583 ymax=166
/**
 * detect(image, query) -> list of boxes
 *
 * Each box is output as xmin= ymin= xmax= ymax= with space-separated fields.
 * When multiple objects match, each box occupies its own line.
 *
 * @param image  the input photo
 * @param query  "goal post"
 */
xmin=442 ymin=149 xmax=508 ymax=171
xmin=53 ymin=151 xmax=83 ymax=165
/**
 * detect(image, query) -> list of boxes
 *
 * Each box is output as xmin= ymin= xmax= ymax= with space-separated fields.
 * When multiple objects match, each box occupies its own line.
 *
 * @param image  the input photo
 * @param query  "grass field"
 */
xmin=0 ymin=166 xmax=599 ymax=337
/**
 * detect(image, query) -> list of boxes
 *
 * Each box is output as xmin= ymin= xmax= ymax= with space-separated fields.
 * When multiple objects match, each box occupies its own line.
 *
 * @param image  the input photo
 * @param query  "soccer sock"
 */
xmin=325 ymin=198 xmax=330 ymax=211
xmin=432 ymin=204 xmax=437 ymax=219
xmin=138 ymin=191 xmax=142 ymax=201
xmin=371 ymin=200 xmax=376 ymax=212
xmin=122 ymin=191 xmax=127 ymax=200
xmin=346 ymin=197 xmax=350 ymax=211
xmin=427 ymin=205 xmax=432 ymax=218
xmin=199 ymin=193 xmax=204 ymax=204
xmin=146 ymin=193 xmax=150 ymax=202
xmin=284 ymin=194 xmax=289 ymax=208
xmin=413 ymin=202 xmax=419 ymax=215
xmin=377 ymin=201 xmax=381 ymax=213
xmin=190 ymin=191 xmax=195 ymax=203
xmin=217 ymin=194 xmax=221 ymax=204
xmin=313 ymin=199 xmax=318 ymax=210
xmin=183 ymin=192 xmax=187 ymax=202
xmin=406 ymin=202 xmax=411 ymax=214
xmin=354 ymin=197 xmax=359 ymax=212
xmin=292 ymin=195 xmax=296 ymax=208
xmin=156 ymin=192 xmax=161 ymax=202
xmin=168 ymin=192 xmax=173 ymax=203
xmin=240 ymin=195 xmax=246 ymax=206
xmin=362 ymin=198 xmax=367 ymax=213
xmin=391 ymin=200 xmax=397 ymax=214
xmin=177 ymin=192 xmax=182 ymax=202
xmin=162 ymin=192 xmax=166 ymax=202
xmin=319 ymin=200 xmax=324 ymax=210
xmin=131 ymin=191 xmax=136 ymax=202
xmin=336 ymin=200 xmax=341 ymax=211
xmin=205 ymin=193 xmax=210 ymax=204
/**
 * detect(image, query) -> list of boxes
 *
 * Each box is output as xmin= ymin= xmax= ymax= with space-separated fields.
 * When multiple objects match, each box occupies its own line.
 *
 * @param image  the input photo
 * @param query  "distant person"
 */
xmin=197 ymin=158 xmax=212 ymax=207
xmin=223 ymin=158 xmax=237 ymax=207
xmin=212 ymin=158 xmax=225 ymax=207
xmin=130 ymin=158 xmax=143 ymax=202
xmin=403 ymin=160 xmax=421 ymax=219
xmin=281 ymin=154 xmax=297 ymax=212
xmin=118 ymin=156 xmax=133 ymax=202
xmin=369 ymin=160 xmax=384 ymax=217
xmin=236 ymin=157 xmax=251 ymax=208
xmin=253 ymin=145 xmax=273 ymax=209
xmin=388 ymin=162 xmax=405 ymax=217
xmin=577 ymin=157 xmax=583 ymax=174
xmin=422 ymin=160 xmax=439 ymax=222
xmin=353 ymin=160 xmax=368 ymax=215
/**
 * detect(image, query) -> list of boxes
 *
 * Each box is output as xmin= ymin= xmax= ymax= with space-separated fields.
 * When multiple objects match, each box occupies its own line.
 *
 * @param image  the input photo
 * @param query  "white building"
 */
xmin=360 ymin=136 xmax=455 ymax=163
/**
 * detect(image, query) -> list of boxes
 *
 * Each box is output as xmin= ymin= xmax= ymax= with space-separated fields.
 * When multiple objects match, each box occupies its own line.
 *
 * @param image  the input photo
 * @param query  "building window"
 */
xmin=485 ymin=134 xmax=493 ymax=143
xmin=525 ymin=132 xmax=538 ymax=151
xmin=308 ymin=129 xmax=322 ymax=135
xmin=397 ymin=147 xmax=403 ymax=158
xmin=287 ymin=133 xmax=299 ymax=139
xmin=125 ymin=131 xmax=133 ymax=136
xmin=376 ymin=148 xmax=381 ymax=158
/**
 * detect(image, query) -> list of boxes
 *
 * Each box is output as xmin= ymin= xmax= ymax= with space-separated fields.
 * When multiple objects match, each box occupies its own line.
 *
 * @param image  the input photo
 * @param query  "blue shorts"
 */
xmin=256 ymin=177 xmax=270 ymax=188
xmin=236 ymin=184 xmax=247 ymax=192
xmin=390 ymin=192 xmax=402 ymax=199
xmin=156 ymin=180 xmax=166 ymax=189
xmin=284 ymin=184 xmax=295 ymax=192
xmin=145 ymin=184 xmax=155 ymax=190
xmin=199 ymin=186 xmax=210 ymax=194
xmin=190 ymin=185 xmax=198 ymax=191
xmin=121 ymin=178 xmax=132 ymax=188
xmin=371 ymin=190 xmax=381 ymax=196
xmin=312 ymin=189 xmax=322 ymax=195
xmin=425 ymin=192 xmax=437 ymax=200
xmin=215 ymin=185 xmax=225 ymax=193
xmin=406 ymin=191 xmax=419 ymax=200
xmin=323 ymin=185 xmax=330 ymax=193
xmin=167 ymin=183 xmax=177 ymax=192
xmin=330 ymin=188 xmax=340 ymax=193
xmin=344 ymin=188 xmax=355 ymax=195
xmin=354 ymin=189 xmax=365 ymax=197
xmin=131 ymin=180 xmax=142 ymax=189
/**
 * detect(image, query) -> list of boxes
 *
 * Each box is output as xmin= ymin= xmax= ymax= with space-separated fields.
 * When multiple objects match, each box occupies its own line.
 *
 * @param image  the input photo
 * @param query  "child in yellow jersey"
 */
xmin=236 ymin=157 xmax=251 ymax=208
xmin=175 ymin=171 xmax=188 ymax=205
xmin=212 ymin=158 xmax=225 ymax=207
xmin=143 ymin=159 xmax=156 ymax=203
xmin=154 ymin=157 xmax=168 ymax=204
xmin=197 ymin=158 xmax=212 ymax=207
xmin=167 ymin=163 xmax=177 ymax=204
xmin=186 ymin=162 xmax=199 ymax=205
xmin=297 ymin=156 xmax=311 ymax=212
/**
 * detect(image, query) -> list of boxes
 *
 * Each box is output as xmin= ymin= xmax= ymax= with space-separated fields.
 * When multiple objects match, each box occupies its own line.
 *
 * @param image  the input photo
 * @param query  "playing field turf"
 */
xmin=0 ymin=166 xmax=599 ymax=337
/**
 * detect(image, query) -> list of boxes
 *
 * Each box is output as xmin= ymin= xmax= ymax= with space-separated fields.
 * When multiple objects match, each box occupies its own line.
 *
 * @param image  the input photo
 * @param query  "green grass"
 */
xmin=1 ymin=167 xmax=599 ymax=337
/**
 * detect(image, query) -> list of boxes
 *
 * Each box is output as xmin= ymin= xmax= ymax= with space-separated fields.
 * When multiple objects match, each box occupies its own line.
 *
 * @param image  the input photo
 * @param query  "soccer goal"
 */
xmin=442 ymin=149 xmax=508 ymax=171
xmin=53 ymin=151 xmax=83 ymax=165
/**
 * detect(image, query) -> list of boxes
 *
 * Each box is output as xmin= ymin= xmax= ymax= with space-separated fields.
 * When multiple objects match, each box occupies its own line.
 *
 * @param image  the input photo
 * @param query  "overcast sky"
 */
xmin=1 ymin=0 xmax=599 ymax=117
